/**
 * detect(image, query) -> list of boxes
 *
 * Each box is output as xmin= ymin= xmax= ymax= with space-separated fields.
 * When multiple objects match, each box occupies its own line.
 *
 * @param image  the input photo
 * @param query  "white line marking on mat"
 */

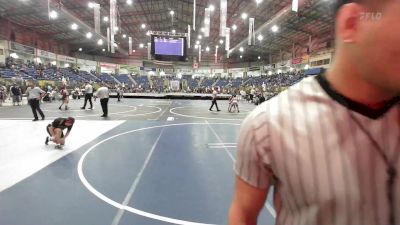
xmin=154 ymin=101 xmax=171 ymax=120
xmin=207 ymin=143 xmax=237 ymax=145
xmin=169 ymin=106 xmax=243 ymax=121
xmin=111 ymin=128 xmax=165 ymax=225
xmin=205 ymin=121 xmax=236 ymax=162
xmin=78 ymin=123 xmax=240 ymax=225
xmin=208 ymin=146 xmax=236 ymax=149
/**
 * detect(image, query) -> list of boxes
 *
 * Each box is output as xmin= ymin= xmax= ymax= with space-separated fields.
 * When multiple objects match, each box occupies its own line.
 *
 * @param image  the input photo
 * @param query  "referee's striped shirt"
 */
xmin=235 ymin=75 xmax=400 ymax=225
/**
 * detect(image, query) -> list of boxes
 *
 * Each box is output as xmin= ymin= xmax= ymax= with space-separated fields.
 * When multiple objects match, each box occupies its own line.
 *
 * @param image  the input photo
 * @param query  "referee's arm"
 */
xmin=228 ymin=110 xmax=273 ymax=225
xmin=228 ymin=177 xmax=269 ymax=225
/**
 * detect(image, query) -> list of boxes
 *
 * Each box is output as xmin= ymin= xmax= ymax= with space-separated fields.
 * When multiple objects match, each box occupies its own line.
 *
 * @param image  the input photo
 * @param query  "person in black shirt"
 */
xmin=10 ymin=83 xmax=22 ymax=106
xmin=45 ymin=117 xmax=75 ymax=150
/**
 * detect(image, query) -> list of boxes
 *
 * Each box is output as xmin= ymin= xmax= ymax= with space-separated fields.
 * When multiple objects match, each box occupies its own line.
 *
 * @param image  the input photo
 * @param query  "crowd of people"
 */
xmin=0 ymin=70 xmax=308 ymax=110
xmin=0 ymin=60 xmax=312 ymax=112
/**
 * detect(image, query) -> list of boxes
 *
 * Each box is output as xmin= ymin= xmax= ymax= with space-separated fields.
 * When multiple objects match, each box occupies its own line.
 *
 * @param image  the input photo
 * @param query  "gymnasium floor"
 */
xmin=0 ymin=98 xmax=276 ymax=225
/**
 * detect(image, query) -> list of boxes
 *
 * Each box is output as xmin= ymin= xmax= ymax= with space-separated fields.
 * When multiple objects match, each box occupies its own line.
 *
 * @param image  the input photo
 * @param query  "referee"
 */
xmin=26 ymin=83 xmax=45 ymax=121
xmin=95 ymin=84 xmax=109 ymax=117
xmin=229 ymin=1 xmax=400 ymax=225
xmin=81 ymin=81 xmax=93 ymax=110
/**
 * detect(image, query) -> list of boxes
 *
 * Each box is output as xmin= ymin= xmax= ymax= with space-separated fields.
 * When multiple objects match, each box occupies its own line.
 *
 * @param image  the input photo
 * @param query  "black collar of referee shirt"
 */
xmin=316 ymin=74 xmax=400 ymax=120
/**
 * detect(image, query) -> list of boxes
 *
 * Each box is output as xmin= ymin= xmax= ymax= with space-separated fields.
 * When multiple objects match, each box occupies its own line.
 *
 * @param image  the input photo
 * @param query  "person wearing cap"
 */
xmin=45 ymin=117 xmax=75 ymax=150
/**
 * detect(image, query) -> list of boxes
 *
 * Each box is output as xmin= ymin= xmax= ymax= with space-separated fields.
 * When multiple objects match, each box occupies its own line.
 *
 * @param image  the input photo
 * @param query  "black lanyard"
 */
xmin=349 ymin=110 xmax=399 ymax=225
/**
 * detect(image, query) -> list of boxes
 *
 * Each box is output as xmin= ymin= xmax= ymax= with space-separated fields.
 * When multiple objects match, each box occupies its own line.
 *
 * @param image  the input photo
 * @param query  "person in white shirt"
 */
xmin=209 ymin=87 xmax=221 ymax=111
xmin=95 ymin=85 xmax=109 ymax=117
xmin=228 ymin=1 xmax=400 ymax=225
xmin=26 ymin=83 xmax=45 ymax=121
xmin=116 ymin=86 xmax=122 ymax=102
xmin=81 ymin=82 xmax=93 ymax=110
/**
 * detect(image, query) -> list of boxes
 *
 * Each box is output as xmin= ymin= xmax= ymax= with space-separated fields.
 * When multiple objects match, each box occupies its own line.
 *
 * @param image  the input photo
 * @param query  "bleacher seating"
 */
xmin=305 ymin=67 xmax=325 ymax=76
xmin=0 ymin=60 xmax=309 ymax=99
xmin=201 ymin=77 xmax=215 ymax=88
xmin=116 ymin=74 xmax=133 ymax=86
xmin=150 ymin=76 xmax=164 ymax=90
xmin=215 ymin=78 xmax=229 ymax=87
xmin=99 ymin=73 xmax=116 ymax=84
xmin=185 ymin=77 xmax=199 ymax=89
xmin=0 ymin=68 xmax=34 ymax=80
xmin=79 ymin=71 xmax=101 ymax=82
xmin=231 ymin=78 xmax=243 ymax=88
xmin=59 ymin=68 xmax=86 ymax=83
xmin=133 ymin=76 xmax=150 ymax=89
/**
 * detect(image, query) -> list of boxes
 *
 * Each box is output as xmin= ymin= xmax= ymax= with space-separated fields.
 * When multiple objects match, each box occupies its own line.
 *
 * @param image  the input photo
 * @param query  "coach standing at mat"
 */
xmin=26 ymin=83 xmax=45 ymax=121
xmin=96 ymin=85 xmax=109 ymax=117
xmin=81 ymin=82 xmax=93 ymax=110
xmin=229 ymin=1 xmax=400 ymax=225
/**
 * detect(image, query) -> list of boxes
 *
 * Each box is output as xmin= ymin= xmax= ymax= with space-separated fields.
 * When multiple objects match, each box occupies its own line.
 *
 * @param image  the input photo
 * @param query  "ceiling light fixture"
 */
xmin=271 ymin=25 xmax=279 ymax=33
xmin=86 ymin=32 xmax=93 ymax=39
xmin=49 ymin=10 xmax=58 ymax=19
xmin=71 ymin=23 xmax=78 ymax=30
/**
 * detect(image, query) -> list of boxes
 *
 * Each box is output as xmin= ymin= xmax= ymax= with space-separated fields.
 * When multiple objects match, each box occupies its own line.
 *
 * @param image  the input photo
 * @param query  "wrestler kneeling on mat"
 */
xmin=45 ymin=117 xmax=75 ymax=150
